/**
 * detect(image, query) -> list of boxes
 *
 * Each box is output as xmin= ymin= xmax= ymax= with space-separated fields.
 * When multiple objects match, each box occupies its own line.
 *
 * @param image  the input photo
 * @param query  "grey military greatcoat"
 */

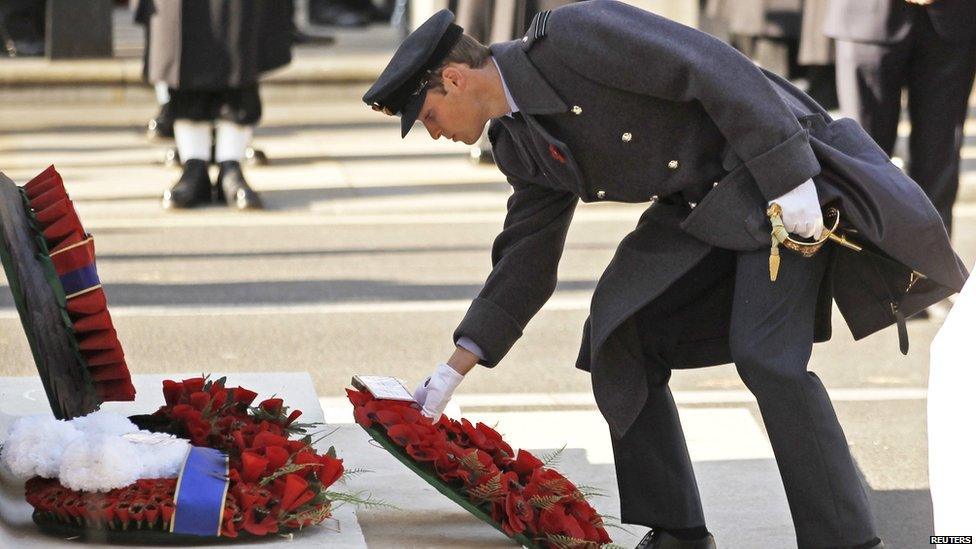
xmin=450 ymin=0 xmax=967 ymax=435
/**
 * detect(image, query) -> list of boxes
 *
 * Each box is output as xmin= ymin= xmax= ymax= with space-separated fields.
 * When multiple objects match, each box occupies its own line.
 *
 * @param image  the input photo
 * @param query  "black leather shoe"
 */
xmin=636 ymin=529 xmax=716 ymax=549
xmin=147 ymin=103 xmax=175 ymax=140
xmin=162 ymin=159 xmax=211 ymax=209
xmin=215 ymin=161 xmax=263 ymax=210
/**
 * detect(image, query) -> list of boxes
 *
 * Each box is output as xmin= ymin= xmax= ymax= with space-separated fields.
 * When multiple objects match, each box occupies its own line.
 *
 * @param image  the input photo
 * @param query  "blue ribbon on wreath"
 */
xmin=58 ymin=264 xmax=100 ymax=298
xmin=170 ymin=446 xmax=230 ymax=537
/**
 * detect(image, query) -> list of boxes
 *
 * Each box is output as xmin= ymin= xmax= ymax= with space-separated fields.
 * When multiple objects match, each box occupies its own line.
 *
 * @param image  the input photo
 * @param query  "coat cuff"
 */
xmin=744 ymin=129 xmax=821 ymax=201
xmin=453 ymin=298 xmax=524 ymax=368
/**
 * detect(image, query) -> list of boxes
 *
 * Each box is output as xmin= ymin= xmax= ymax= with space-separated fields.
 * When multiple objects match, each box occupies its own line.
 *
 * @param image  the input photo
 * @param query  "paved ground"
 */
xmin=0 ymin=35 xmax=974 ymax=546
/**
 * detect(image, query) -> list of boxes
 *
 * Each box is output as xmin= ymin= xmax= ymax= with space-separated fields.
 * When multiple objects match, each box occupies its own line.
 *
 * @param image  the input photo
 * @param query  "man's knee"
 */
xmin=730 ymin=336 xmax=807 ymax=394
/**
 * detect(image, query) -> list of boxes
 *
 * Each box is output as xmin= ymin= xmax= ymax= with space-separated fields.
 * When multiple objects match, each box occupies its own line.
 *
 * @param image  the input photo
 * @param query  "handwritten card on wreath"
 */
xmin=351 ymin=375 xmax=415 ymax=402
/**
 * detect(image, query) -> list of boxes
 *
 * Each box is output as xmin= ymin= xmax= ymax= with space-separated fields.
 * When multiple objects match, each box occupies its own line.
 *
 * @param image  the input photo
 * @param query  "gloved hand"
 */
xmin=769 ymin=178 xmax=824 ymax=239
xmin=412 ymin=363 xmax=465 ymax=421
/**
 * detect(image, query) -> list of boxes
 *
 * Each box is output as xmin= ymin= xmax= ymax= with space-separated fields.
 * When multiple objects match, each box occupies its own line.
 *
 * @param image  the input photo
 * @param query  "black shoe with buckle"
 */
xmin=147 ymin=103 xmax=175 ymax=140
xmin=636 ymin=529 xmax=716 ymax=549
xmin=215 ymin=161 xmax=263 ymax=210
xmin=162 ymin=159 xmax=211 ymax=209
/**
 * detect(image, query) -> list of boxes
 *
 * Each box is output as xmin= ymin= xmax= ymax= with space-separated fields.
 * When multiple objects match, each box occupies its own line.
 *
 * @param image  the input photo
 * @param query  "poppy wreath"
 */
xmin=21 ymin=165 xmax=135 ymax=402
xmin=347 ymin=389 xmax=614 ymax=548
xmin=22 ymin=376 xmax=347 ymax=539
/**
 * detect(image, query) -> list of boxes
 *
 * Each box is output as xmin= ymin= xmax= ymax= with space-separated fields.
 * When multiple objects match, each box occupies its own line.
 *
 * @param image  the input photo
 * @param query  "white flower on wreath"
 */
xmin=1 ymin=410 xmax=189 ymax=492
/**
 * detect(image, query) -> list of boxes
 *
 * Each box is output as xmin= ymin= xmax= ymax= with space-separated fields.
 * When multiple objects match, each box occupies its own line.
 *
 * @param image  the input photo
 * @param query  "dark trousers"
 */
xmin=834 ymin=13 xmax=976 ymax=234
xmin=613 ymin=247 xmax=877 ymax=548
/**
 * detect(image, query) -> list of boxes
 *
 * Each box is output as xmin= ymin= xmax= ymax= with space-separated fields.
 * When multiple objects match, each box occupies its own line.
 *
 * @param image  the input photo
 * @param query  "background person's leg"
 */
xmin=834 ymin=38 xmax=910 ymax=156
xmin=163 ymin=117 xmax=213 ymax=209
xmin=905 ymin=17 xmax=976 ymax=234
xmin=729 ymin=248 xmax=878 ymax=548
xmin=214 ymin=87 xmax=264 ymax=210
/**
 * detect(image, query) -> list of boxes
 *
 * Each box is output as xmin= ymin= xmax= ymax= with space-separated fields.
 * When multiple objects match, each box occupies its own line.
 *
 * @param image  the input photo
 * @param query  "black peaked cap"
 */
xmin=362 ymin=10 xmax=463 ymax=137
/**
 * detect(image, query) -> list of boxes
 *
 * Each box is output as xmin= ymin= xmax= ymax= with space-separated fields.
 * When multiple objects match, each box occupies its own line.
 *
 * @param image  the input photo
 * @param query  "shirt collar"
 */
xmin=491 ymin=56 xmax=519 ymax=118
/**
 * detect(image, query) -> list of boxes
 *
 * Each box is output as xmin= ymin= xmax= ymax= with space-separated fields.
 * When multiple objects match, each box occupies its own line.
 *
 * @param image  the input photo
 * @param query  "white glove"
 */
xmin=768 ymin=178 xmax=824 ymax=239
xmin=412 ymin=363 xmax=465 ymax=421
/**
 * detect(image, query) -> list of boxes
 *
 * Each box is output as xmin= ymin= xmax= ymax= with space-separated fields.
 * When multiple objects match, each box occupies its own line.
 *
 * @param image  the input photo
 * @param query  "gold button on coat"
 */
xmin=571 ymin=105 xmax=583 ymax=115
xmin=596 ymin=190 xmax=607 ymax=199
xmin=621 ymin=132 xmax=632 ymax=142
xmin=668 ymin=160 xmax=679 ymax=169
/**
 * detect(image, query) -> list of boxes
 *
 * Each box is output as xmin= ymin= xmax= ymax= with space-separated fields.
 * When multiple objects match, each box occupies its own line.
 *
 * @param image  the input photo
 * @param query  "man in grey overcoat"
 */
xmin=363 ymin=2 xmax=967 ymax=547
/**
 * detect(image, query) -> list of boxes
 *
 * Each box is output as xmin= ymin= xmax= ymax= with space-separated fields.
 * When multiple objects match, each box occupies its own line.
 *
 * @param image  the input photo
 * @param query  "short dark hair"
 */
xmin=426 ymin=34 xmax=491 ymax=93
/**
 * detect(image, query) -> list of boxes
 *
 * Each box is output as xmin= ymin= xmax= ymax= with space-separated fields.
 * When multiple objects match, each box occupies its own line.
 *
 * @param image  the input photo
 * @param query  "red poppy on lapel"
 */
xmin=548 ymin=144 xmax=566 ymax=164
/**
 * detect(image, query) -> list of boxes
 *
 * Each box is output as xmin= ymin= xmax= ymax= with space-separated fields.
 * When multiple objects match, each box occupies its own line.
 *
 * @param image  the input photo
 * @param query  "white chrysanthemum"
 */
xmin=123 ymin=432 xmax=189 ymax=479
xmin=1 ymin=415 xmax=83 ymax=479
xmin=59 ymin=434 xmax=142 ymax=492
xmin=3 ymin=413 xmax=190 ymax=492
xmin=70 ymin=410 xmax=138 ymax=437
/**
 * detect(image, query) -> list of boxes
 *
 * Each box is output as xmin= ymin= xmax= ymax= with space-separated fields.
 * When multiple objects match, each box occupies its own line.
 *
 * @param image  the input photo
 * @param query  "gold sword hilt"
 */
xmin=766 ymin=205 xmax=925 ymax=288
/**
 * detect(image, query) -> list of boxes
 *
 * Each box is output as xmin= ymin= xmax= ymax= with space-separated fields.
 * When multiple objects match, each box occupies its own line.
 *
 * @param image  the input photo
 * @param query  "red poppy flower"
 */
xmin=279 ymin=474 xmax=315 ymax=512
xmin=285 ymin=409 xmax=302 ymax=426
xmin=161 ymin=380 xmax=184 ymax=406
xmin=231 ymin=387 xmax=258 ymax=407
xmin=512 ymin=449 xmax=544 ymax=481
xmin=548 ymin=144 xmax=566 ymax=164
xmin=242 ymin=507 xmax=278 ymax=536
xmin=293 ymin=450 xmax=319 ymax=468
xmin=209 ymin=387 xmax=228 ymax=410
xmin=252 ymin=431 xmax=289 ymax=450
xmin=375 ymin=409 xmax=404 ymax=427
xmin=503 ymin=493 xmax=534 ymax=535
xmin=189 ymin=391 xmax=211 ymax=411
xmin=264 ymin=445 xmax=290 ymax=470
xmin=346 ymin=388 xmax=372 ymax=407
xmin=182 ymin=377 xmax=205 ymax=394
xmin=241 ymin=452 xmax=270 ymax=483
xmin=259 ymin=398 xmax=284 ymax=416
xmin=538 ymin=506 xmax=586 ymax=540
xmin=317 ymin=455 xmax=345 ymax=488
xmin=387 ymin=423 xmax=424 ymax=447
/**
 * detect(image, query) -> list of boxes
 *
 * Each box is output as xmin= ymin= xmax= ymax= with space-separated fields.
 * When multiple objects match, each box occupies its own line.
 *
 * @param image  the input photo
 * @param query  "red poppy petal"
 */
xmin=87 ymin=362 xmax=130 ymax=381
xmin=259 ymin=398 xmax=283 ymax=415
xmin=231 ymin=387 xmax=258 ymax=406
xmin=83 ymin=347 xmax=124 ymax=366
xmin=24 ymin=165 xmax=60 ymax=196
xmin=96 ymin=379 xmax=136 ymax=401
xmin=34 ymin=198 xmax=70 ymax=225
xmin=345 ymin=389 xmax=373 ymax=407
xmin=71 ymin=310 xmax=113 ymax=333
xmin=50 ymin=237 xmax=95 ymax=276
xmin=77 ymin=330 xmax=119 ymax=351
xmin=264 ymin=445 xmax=289 ymax=470
xmin=241 ymin=452 xmax=270 ymax=483
xmin=66 ymin=289 xmax=107 ymax=316
xmin=41 ymin=210 xmax=83 ymax=240
xmin=279 ymin=474 xmax=309 ymax=511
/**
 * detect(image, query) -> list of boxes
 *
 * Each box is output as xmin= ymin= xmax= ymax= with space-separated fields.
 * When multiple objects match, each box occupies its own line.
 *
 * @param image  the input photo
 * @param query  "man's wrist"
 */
xmin=447 ymin=346 xmax=479 ymax=375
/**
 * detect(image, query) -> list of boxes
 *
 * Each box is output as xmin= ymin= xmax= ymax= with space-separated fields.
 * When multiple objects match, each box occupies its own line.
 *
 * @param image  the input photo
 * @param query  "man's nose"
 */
xmin=422 ymin=120 xmax=441 ymax=140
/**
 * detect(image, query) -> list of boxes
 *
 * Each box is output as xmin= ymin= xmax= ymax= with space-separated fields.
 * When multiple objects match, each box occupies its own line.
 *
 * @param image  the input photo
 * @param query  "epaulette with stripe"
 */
xmin=531 ymin=10 xmax=552 ymax=39
xmin=521 ymin=9 xmax=552 ymax=50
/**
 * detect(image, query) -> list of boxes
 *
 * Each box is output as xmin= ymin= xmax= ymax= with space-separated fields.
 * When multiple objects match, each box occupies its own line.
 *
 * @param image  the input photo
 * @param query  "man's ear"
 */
xmin=440 ymin=65 xmax=466 ymax=93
